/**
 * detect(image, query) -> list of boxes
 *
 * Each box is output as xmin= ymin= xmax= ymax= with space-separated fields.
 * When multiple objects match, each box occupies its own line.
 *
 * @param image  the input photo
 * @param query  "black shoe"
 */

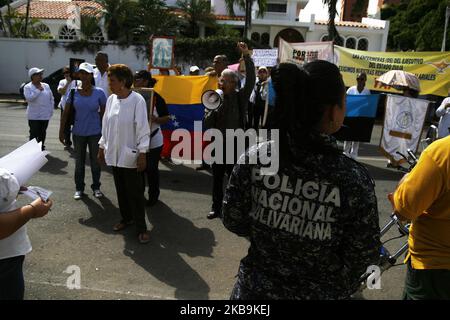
xmin=207 ymin=211 xmax=219 ymax=219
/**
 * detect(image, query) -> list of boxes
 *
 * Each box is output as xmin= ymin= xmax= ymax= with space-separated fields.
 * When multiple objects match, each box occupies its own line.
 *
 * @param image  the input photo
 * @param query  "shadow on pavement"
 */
xmin=39 ymin=154 xmax=68 ymax=175
xmin=78 ymin=195 xmax=119 ymax=235
xmin=123 ymin=200 xmax=215 ymax=299
xmin=160 ymin=163 xmax=212 ymax=196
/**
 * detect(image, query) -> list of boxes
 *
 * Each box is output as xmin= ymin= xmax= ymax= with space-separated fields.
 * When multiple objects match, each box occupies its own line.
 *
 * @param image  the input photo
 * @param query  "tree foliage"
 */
xmin=176 ymin=0 xmax=216 ymax=38
xmin=382 ymin=0 xmax=450 ymax=51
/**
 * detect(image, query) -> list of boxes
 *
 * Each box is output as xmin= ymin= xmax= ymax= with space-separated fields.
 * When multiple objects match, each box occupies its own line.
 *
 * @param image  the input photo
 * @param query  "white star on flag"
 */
xmin=173 ymin=120 xmax=180 ymax=127
xmin=170 ymin=114 xmax=177 ymax=121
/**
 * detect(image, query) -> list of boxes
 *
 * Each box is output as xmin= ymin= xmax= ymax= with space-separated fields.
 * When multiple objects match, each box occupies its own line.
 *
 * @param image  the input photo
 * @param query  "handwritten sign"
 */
xmin=252 ymin=49 xmax=279 ymax=67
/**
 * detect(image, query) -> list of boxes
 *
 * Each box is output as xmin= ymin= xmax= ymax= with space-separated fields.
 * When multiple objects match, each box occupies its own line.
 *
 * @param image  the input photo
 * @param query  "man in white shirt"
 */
xmin=344 ymin=72 xmax=371 ymax=160
xmin=436 ymin=90 xmax=450 ymax=139
xmin=93 ymin=52 xmax=110 ymax=97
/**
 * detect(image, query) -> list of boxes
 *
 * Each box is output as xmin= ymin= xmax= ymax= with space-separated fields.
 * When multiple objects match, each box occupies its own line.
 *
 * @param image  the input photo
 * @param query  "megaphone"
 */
xmin=201 ymin=89 xmax=223 ymax=111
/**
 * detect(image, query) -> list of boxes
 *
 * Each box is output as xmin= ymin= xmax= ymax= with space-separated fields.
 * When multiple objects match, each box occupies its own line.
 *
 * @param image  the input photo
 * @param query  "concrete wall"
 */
xmin=0 ymin=38 xmax=149 ymax=94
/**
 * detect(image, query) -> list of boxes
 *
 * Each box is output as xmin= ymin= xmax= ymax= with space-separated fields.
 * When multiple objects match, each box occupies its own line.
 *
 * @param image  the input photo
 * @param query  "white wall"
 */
xmin=0 ymin=38 xmax=150 ymax=94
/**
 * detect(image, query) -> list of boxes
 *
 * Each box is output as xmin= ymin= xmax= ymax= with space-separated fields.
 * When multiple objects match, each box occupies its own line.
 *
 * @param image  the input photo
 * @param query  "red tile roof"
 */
xmin=214 ymin=15 xmax=245 ymax=21
xmin=315 ymin=20 xmax=384 ymax=30
xmin=16 ymin=1 xmax=103 ymax=20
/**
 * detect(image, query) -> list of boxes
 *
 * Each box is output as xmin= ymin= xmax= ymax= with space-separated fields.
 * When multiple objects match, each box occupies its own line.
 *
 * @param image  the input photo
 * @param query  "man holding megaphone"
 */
xmin=203 ymin=42 xmax=255 ymax=220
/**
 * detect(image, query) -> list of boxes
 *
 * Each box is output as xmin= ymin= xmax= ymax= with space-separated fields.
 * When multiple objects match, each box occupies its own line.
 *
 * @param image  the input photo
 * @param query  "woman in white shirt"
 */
xmin=98 ymin=64 xmax=151 ymax=244
xmin=0 ymin=168 xmax=52 ymax=299
xmin=23 ymin=68 xmax=54 ymax=151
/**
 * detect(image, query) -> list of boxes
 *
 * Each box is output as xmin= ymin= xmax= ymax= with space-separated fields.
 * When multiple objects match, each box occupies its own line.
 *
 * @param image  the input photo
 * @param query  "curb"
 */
xmin=0 ymin=100 xmax=26 ymax=104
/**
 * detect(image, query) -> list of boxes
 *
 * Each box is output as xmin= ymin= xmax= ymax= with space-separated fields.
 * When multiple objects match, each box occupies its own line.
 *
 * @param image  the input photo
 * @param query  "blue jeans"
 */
xmin=0 ymin=255 xmax=25 ymax=300
xmin=73 ymin=134 xmax=101 ymax=192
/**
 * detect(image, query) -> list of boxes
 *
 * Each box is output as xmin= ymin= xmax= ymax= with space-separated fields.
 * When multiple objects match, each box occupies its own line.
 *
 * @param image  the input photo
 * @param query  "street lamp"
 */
xmin=442 ymin=6 xmax=450 ymax=52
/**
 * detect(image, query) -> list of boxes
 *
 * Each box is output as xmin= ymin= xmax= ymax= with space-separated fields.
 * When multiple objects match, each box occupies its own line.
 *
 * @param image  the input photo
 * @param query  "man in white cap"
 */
xmin=0 ymin=168 xmax=52 ymax=299
xmin=189 ymin=65 xmax=200 ymax=76
xmin=23 ymin=67 xmax=54 ymax=151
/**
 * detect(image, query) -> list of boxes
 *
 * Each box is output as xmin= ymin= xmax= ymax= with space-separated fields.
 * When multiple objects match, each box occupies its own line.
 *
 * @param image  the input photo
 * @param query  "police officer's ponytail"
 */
xmin=271 ymin=60 xmax=345 ymax=162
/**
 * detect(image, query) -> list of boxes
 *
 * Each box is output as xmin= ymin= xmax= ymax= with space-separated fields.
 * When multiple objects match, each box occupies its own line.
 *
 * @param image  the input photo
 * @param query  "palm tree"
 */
xmin=322 ymin=0 xmax=340 ymax=43
xmin=23 ymin=0 xmax=31 ymax=38
xmin=224 ymin=0 xmax=267 ymax=38
xmin=95 ymin=0 xmax=132 ymax=40
xmin=176 ymin=0 xmax=216 ymax=38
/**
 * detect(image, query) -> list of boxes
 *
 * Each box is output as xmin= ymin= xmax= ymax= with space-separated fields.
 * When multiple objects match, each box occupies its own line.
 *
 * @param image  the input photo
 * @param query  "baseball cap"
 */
xmin=28 ymin=67 xmax=44 ymax=78
xmin=190 ymin=66 xmax=200 ymax=73
xmin=258 ymin=66 xmax=268 ymax=72
xmin=77 ymin=62 xmax=94 ymax=74
xmin=0 ymin=168 xmax=20 ymax=211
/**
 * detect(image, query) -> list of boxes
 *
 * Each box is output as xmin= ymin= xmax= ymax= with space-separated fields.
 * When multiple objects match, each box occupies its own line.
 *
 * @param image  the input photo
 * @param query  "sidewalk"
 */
xmin=0 ymin=94 xmax=26 ymax=104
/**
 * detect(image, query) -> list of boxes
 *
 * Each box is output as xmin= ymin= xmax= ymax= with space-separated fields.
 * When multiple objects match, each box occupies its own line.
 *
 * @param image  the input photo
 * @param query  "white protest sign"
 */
xmin=278 ymin=39 xmax=334 ymax=66
xmin=252 ymin=49 xmax=279 ymax=67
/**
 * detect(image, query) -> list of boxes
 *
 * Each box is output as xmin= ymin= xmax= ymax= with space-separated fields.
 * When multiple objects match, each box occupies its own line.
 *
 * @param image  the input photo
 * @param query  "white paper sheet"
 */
xmin=0 ymin=139 xmax=49 ymax=185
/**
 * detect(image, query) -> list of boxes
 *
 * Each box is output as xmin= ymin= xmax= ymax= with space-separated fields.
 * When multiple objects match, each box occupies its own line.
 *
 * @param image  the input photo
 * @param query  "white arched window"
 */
xmin=357 ymin=38 xmax=369 ymax=51
xmin=59 ymin=25 xmax=78 ymax=40
xmin=88 ymin=27 xmax=105 ymax=42
xmin=35 ymin=24 xmax=53 ymax=39
xmin=345 ymin=37 xmax=357 ymax=49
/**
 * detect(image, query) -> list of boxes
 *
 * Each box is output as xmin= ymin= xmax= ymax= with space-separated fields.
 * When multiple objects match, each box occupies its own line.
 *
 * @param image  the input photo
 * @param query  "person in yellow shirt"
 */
xmin=389 ymin=135 xmax=450 ymax=299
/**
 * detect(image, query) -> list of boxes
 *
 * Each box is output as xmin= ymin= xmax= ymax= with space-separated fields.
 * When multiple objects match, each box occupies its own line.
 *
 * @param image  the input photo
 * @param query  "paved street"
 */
xmin=0 ymin=101 xmax=410 ymax=300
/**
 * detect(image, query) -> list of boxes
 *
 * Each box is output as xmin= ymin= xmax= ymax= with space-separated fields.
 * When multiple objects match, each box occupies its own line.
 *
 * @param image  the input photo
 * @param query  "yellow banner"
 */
xmin=335 ymin=46 xmax=450 ymax=97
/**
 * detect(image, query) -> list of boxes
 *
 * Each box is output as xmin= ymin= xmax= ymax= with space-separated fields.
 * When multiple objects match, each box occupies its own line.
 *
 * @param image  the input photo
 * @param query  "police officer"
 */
xmin=222 ymin=61 xmax=381 ymax=299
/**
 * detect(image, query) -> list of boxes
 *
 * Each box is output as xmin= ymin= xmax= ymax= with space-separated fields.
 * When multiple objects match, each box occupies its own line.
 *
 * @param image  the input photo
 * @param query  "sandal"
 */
xmin=113 ymin=221 xmax=133 ymax=232
xmin=138 ymin=232 xmax=150 ymax=244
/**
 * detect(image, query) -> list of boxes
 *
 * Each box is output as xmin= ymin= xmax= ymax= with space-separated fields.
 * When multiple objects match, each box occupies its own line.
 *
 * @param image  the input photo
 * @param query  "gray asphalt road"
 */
xmin=0 ymin=102 xmax=409 ymax=300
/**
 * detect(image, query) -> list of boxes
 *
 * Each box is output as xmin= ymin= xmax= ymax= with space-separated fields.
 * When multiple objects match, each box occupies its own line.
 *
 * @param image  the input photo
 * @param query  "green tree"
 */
xmin=382 ymin=0 xmax=450 ymax=51
xmin=95 ymin=0 xmax=133 ymax=40
xmin=133 ymin=0 xmax=180 ymax=42
xmin=3 ymin=8 xmax=43 ymax=38
xmin=224 ymin=0 xmax=267 ymax=37
xmin=176 ymin=0 xmax=216 ymax=38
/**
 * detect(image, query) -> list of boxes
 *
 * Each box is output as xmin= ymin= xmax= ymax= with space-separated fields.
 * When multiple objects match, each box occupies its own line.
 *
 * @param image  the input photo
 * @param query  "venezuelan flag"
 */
xmin=153 ymin=75 xmax=218 ymax=160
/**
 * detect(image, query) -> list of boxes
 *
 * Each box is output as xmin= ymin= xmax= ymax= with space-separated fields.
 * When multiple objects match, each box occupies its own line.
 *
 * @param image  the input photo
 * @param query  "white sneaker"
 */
xmin=93 ymin=190 xmax=104 ymax=198
xmin=74 ymin=191 xmax=83 ymax=200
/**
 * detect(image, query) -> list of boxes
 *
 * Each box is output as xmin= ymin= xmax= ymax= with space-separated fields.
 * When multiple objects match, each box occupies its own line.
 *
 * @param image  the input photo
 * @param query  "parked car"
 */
xmin=19 ymin=68 xmax=64 ymax=108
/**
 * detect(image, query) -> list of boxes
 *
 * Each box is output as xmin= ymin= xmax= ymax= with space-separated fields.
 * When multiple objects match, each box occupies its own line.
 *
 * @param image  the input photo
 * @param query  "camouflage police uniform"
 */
xmin=222 ymin=133 xmax=381 ymax=299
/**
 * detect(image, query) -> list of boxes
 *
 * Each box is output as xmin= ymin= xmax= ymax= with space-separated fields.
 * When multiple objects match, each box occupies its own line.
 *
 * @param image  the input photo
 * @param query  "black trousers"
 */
xmin=0 ymin=255 xmax=25 ymax=300
xmin=112 ymin=167 xmax=147 ymax=233
xmin=144 ymin=146 xmax=163 ymax=202
xmin=28 ymin=120 xmax=49 ymax=148
xmin=212 ymin=163 xmax=234 ymax=215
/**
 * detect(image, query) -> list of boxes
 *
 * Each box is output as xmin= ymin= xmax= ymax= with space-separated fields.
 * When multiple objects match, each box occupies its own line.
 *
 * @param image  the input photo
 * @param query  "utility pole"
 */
xmin=442 ymin=6 xmax=450 ymax=52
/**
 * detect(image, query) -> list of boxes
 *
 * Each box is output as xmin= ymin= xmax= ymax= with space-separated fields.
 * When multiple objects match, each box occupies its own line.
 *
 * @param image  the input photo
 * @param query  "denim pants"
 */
xmin=73 ymin=134 xmax=101 ymax=192
xmin=0 ymin=255 xmax=25 ymax=300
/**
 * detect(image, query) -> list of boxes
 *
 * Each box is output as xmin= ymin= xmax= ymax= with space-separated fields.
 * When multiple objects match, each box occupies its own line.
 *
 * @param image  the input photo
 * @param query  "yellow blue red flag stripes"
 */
xmin=152 ymin=75 xmax=218 ymax=158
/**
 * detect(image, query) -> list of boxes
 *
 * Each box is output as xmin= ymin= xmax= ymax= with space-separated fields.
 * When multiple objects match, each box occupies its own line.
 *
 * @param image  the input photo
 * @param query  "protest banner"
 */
xmin=278 ymin=39 xmax=334 ymax=66
xmin=335 ymin=46 xmax=450 ymax=97
xmin=252 ymin=49 xmax=278 ymax=67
